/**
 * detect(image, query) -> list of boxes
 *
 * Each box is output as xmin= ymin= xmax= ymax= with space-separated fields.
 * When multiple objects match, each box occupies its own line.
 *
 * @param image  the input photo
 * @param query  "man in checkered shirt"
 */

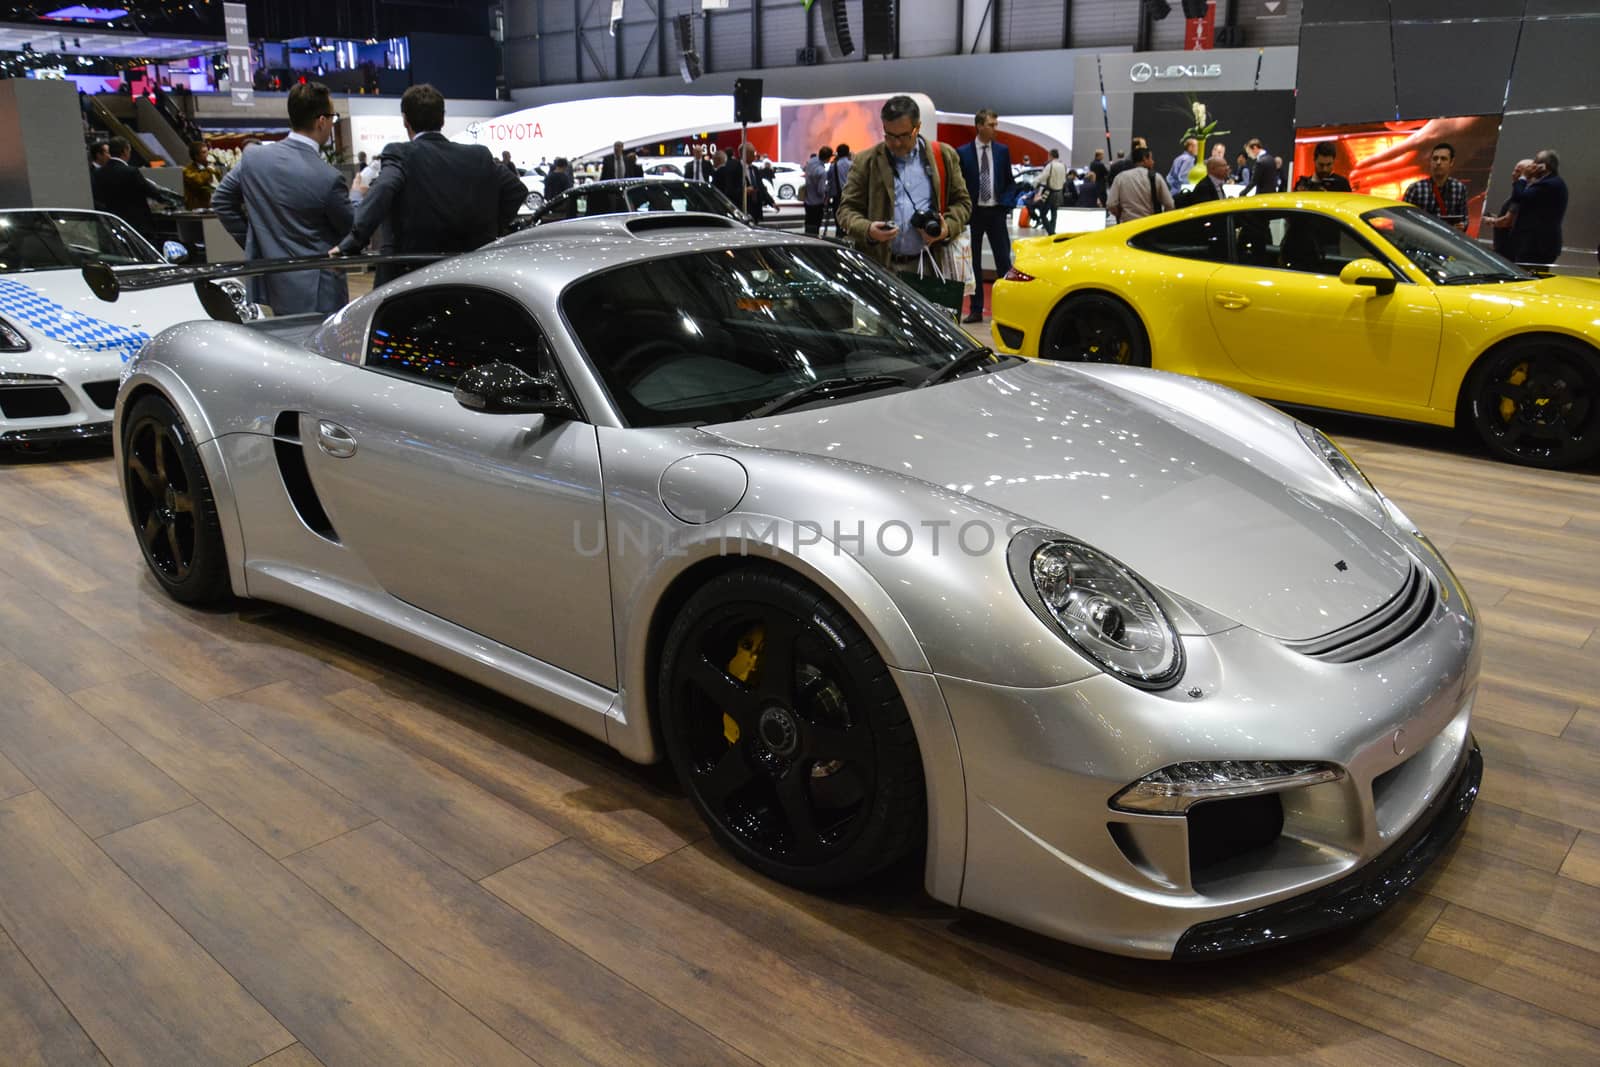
xmin=1402 ymin=142 xmax=1470 ymax=231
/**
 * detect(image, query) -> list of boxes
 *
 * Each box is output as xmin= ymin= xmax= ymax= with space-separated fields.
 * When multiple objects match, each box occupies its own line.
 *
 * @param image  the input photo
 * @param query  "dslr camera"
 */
xmin=908 ymin=209 xmax=944 ymax=238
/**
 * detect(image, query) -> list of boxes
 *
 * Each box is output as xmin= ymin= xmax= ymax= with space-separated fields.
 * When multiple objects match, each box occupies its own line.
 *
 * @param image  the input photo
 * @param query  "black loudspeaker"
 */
xmin=1181 ymin=0 xmax=1210 ymax=17
xmin=863 ymin=0 xmax=895 ymax=55
xmin=733 ymin=77 xmax=763 ymax=124
xmin=1143 ymin=0 xmax=1172 ymax=19
xmin=821 ymin=0 xmax=855 ymax=58
xmin=674 ymin=14 xmax=700 ymax=83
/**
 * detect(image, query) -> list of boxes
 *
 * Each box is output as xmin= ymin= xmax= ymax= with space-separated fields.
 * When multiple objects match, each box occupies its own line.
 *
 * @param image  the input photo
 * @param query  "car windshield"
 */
xmin=562 ymin=243 xmax=984 ymax=426
xmin=1361 ymin=206 xmax=1532 ymax=285
xmin=0 ymin=212 xmax=160 ymax=273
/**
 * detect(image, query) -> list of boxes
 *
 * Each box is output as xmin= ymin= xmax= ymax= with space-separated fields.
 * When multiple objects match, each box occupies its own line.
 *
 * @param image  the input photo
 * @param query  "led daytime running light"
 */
xmin=1112 ymin=759 xmax=1344 ymax=814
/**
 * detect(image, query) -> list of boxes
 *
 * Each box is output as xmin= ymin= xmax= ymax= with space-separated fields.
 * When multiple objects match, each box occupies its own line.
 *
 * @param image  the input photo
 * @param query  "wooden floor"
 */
xmin=1 ymin=417 xmax=1597 ymax=1067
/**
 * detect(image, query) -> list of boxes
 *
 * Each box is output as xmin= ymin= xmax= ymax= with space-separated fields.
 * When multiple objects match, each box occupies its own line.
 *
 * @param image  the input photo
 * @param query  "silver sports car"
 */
xmin=101 ymin=213 xmax=1481 ymax=959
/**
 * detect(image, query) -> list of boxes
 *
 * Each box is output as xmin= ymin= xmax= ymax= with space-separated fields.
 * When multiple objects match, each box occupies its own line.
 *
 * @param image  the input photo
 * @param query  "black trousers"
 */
xmin=804 ymin=203 xmax=825 ymax=235
xmin=967 ymin=204 xmax=1013 ymax=315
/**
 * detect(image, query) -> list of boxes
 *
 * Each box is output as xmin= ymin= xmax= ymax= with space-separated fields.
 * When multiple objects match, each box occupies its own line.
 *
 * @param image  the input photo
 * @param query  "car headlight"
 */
xmin=1008 ymin=528 xmax=1183 ymax=689
xmin=1296 ymin=422 xmax=1385 ymax=524
xmin=0 ymin=316 xmax=30 ymax=352
xmin=216 ymin=278 xmax=261 ymax=322
xmin=1111 ymin=760 xmax=1344 ymax=814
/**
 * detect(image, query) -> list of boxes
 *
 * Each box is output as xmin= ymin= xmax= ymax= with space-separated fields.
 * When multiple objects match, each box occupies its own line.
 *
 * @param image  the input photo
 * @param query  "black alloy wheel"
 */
xmin=659 ymin=568 xmax=925 ymax=890
xmin=1466 ymin=338 xmax=1600 ymax=469
xmin=1039 ymin=293 xmax=1151 ymax=367
xmin=122 ymin=393 xmax=230 ymax=603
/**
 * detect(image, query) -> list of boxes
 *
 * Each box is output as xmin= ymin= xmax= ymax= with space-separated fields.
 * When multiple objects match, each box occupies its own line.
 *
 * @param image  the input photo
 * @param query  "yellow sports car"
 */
xmin=990 ymin=192 xmax=1600 ymax=468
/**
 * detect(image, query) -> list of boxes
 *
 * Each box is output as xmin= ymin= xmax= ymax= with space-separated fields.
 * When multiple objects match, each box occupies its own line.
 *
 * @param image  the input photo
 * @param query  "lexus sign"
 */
xmin=1130 ymin=61 xmax=1223 ymax=83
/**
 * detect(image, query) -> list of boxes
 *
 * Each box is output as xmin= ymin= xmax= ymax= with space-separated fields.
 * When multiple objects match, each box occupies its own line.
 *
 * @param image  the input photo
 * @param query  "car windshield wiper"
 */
xmin=1439 ymin=271 xmax=1527 ymax=285
xmin=919 ymin=346 xmax=1003 ymax=389
xmin=746 ymin=374 xmax=911 ymax=419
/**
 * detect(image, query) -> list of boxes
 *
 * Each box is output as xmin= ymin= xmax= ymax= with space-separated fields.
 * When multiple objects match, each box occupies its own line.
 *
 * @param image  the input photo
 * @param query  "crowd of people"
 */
xmin=83 ymin=86 xmax=1578 ymax=324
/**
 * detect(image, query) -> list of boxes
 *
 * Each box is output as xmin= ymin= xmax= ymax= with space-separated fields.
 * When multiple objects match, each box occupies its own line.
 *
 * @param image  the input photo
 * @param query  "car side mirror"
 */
xmin=453 ymin=361 xmax=575 ymax=419
xmin=1339 ymin=258 xmax=1396 ymax=297
xmin=162 ymin=240 xmax=190 ymax=264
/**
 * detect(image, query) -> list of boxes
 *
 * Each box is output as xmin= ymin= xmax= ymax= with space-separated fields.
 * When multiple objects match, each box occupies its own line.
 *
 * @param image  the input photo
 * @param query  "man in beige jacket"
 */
xmin=836 ymin=95 xmax=971 ymax=274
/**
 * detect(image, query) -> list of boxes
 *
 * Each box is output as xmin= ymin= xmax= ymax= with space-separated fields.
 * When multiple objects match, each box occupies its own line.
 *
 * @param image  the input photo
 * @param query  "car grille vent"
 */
xmin=0 ymin=385 xmax=71 ymax=419
xmin=624 ymin=214 xmax=740 ymax=236
xmin=1284 ymin=560 xmax=1437 ymax=664
xmin=83 ymin=381 xmax=119 ymax=410
xmin=272 ymin=411 xmax=339 ymax=543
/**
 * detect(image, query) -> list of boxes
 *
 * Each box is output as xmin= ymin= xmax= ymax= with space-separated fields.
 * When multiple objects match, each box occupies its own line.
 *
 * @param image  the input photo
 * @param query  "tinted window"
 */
xmin=1229 ymin=210 xmax=1384 ymax=275
xmin=0 ymin=212 xmax=158 ymax=273
xmin=1362 ymin=206 xmax=1531 ymax=285
xmin=1129 ymin=215 xmax=1229 ymax=263
xmin=562 ymin=244 xmax=978 ymax=427
xmin=366 ymin=286 xmax=550 ymax=388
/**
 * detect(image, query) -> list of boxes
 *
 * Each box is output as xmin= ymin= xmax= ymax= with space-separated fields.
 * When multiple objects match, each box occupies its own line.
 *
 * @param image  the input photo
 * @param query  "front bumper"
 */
xmin=1174 ymin=738 xmax=1480 ymax=958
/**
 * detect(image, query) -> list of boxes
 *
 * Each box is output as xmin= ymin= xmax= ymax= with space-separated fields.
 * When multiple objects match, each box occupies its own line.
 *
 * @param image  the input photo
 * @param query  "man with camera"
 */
xmin=1294 ymin=141 xmax=1352 ymax=192
xmin=836 ymin=95 xmax=971 ymax=280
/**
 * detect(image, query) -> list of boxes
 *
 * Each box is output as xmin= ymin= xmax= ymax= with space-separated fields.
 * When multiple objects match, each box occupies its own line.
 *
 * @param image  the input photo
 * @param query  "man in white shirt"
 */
xmin=956 ymin=109 xmax=1015 ymax=321
xmin=1107 ymin=147 xmax=1175 ymax=223
xmin=1038 ymin=149 xmax=1067 ymax=235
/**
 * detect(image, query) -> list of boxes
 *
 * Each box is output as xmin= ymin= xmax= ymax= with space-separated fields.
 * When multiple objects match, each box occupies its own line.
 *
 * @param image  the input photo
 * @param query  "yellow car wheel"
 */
xmin=1465 ymin=337 xmax=1600 ymax=469
xmin=1038 ymin=293 xmax=1150 ymax=368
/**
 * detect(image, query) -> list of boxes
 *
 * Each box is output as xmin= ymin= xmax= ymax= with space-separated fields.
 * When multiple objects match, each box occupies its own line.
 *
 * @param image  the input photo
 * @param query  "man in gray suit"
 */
xmin=212 ymin=82 xmax=352 ymax=315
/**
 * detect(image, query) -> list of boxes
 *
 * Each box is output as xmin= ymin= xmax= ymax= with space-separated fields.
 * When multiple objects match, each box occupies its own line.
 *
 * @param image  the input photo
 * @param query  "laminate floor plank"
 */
xmin=252 ymin=1045 xmax=326 ymax=1067
xmin=1417 ymin=842 xmax=1600 ymax=954
xmin=0 ymin=660 xmax=193 ymax=839
xmin=212 ymin=681 xmax=563 ymax=879
xmin=640 ymin=841 xmax=1214 ymax=1066
xmin=0 ymin=747 xmax=32 ymax=802
xmin=1471 ymin=676 xmax=1580 ymax=737
xmin=1412 ymin=904 xmax=1600 ymax=1030
xmin=100 ymin=804 xmax=536 ymax=1067
xmin=59 ymin=580 xmax=283 ymax=704
xmin=0 ymin=929 xmax=109 ymax=1067
xmin=484 ymin=839 xmax=983 ymax=1067
xmin=0 ymin=792 xmax=291 ymax=1067
xmin=71 ymin=673 xmax=374 ymax=858
xmin=1559 ymin=832 xmax=1600 ymax=889
xmin=326 ymin=681 xmax=700 ymax=869
xmin=0 ymin=517 xmax=110 ymax=599
xmin=0 ymin=574 xmax=145 ymax=695
xmin=286 ymin=821 xmax=748 ymax=1067
xmin=1478 ymin=760 xmax=1600 ymax=836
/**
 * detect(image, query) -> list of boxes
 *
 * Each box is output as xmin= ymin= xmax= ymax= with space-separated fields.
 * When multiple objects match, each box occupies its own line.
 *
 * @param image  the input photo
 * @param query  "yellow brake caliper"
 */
xmin=1500 ymin=362 xmax=1528 ymax=422
xmin=722 ymin=624 xmax=765 ymax=745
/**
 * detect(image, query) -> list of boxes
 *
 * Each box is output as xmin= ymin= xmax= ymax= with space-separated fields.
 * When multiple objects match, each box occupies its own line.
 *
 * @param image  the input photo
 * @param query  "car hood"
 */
xmin=1451 ymin=274 xmax=1600 ymax=323
xmin=706 ymin=362 xmax=1411 ymax=642
xmin=3 ymin=267 xmax=209 ymax=338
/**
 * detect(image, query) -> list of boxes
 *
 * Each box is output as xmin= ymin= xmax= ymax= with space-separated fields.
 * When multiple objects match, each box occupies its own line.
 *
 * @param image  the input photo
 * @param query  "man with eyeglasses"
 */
xmin=334 ymin=83 xmax=526 ymax=284
xmin=1402 ymin=142 xmax=1470 ymax=231
xmin=836 ymin=95 xmax=971 ymax=277
xmin=212 ymin=81 xmax=352 ymax=314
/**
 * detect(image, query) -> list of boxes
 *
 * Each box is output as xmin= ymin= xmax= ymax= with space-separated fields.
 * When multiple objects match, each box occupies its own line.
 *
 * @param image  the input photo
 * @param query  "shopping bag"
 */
xmin=1017 ymin=204 xmax=1030 ymax=229
xmin=896 ymin=245 xmax=966 ymax=317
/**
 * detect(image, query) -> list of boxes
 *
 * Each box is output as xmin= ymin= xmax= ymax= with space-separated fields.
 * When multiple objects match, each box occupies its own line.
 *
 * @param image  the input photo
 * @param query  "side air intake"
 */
xmin=272 ymin=411 xmax=338 ymax=542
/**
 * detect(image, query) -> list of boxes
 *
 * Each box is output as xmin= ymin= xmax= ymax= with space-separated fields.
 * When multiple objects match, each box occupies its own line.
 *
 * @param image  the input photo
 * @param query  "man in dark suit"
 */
xmin=1186 ymin=157 xmax=1231 ymax=205
xmin=92 ymin=137 xmax=166 ymax=244
xmin=712 ymin=149 xmax=742 ymax=204
xmin=335 ymin=83 xmax=525 ymax=283
xmin=600 ymin=141 xmax=644 ymax=180
xmin=682 ymin=146 xmax=716 ymax=183
xmin=1508 ymin=148 xmax=1568 ymax=266
xmin=955 ymin=109 xmax=1015 ymax=323
xmin=717 ymin=143 xmax=773 ymax=223
xmin=213 ymin=83 xmax=353 ymax=314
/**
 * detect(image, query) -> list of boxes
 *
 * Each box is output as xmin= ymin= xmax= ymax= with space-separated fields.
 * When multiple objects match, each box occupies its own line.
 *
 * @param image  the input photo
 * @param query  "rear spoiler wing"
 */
xmin=81 ymin=253 xmax=447 ymax=323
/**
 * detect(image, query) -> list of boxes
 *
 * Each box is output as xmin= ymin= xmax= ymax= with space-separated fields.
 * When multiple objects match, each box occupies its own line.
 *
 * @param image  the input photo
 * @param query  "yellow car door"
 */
xmin=1204 ymin=208 xmax=1444 ymax=414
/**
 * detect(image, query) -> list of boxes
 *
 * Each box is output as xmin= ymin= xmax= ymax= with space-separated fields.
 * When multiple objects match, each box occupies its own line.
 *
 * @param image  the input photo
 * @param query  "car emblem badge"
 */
xmin=1334 ymin=560 xmax=1348 ymax=572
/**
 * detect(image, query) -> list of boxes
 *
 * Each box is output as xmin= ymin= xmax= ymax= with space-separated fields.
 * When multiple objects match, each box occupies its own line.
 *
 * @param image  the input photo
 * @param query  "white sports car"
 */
xmin=0 ymin=208 xmax=256 ymax=449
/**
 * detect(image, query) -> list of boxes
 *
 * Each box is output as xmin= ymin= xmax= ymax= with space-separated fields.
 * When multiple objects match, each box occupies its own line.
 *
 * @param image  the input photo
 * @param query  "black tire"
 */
xmin=658 ymin=567 xmax=925 ymax=890
xmin=121 ymin=392 xmax=231 ymax=604
xmin=1039 ymin=293 xmax=1151 ymax=367
xmin=1464 ymin=336 xmax=1600 ymax=469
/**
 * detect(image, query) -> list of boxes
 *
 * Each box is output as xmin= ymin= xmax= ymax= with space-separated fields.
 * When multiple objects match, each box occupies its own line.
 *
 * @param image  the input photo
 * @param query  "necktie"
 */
xmin=979 ymin=145 xmax=992 ymax=203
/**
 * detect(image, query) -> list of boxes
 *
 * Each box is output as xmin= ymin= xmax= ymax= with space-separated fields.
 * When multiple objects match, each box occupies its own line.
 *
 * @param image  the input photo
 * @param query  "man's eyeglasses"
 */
xmin=322 ymin=111 xmax=340 ymax=125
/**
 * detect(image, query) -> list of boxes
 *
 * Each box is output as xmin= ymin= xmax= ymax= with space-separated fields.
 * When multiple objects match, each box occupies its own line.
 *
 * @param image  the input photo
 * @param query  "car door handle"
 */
xmin=316 ymin=420 xmax=358 ymax=459
xmin=1213 ymin=291 xmax=1252 ymax=310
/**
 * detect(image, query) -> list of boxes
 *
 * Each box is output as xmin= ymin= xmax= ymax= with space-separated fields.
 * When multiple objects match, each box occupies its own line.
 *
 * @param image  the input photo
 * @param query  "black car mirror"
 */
xmin=454 ymin=361 xmax=575 ymax=419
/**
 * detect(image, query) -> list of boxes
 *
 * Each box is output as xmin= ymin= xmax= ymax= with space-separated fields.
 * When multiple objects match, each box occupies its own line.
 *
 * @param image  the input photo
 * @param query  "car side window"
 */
xmin=581 ymin=189 xmax=629 ymax=216
xmin=1128 ymin=215 xmax=1229 ymax=263
xmin=1229 ymin=210 xmax=1385 ymax=276
xmin=365 ymin=286 xmax=552 ymax=389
